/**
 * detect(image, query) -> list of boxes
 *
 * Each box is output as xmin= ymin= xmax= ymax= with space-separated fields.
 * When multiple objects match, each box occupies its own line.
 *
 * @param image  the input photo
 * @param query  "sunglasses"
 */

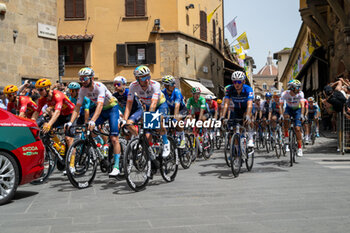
xmin=114 ymin=82 xmax=122 ymax=87
xmin=79 ymin=76 xmax=90 ymax=82
xmin=164 ymin=84 xmax=174 ymax=87
xmin=138 ymin=75 xmax=150 ymax=82
xmin=233 ymin=80 xmax=242 ymax=85
xmin=6 ymin=93 xmax=15 ymax=97
xmin=38 ymin=88 xmax=46 ymax=92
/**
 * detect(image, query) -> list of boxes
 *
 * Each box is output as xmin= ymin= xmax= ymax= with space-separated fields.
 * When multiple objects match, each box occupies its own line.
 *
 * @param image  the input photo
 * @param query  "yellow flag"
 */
xmin=233 ymin=44 xmax=242 ymax=54
xmin=207 ymin=4 xmax=222 ymax=23
xmin=237 ymin=32 xmax=250 ymax=50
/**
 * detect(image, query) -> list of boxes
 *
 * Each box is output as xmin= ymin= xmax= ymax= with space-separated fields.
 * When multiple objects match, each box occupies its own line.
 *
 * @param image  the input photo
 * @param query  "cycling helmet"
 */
xmin=3 ymin=85 xmax=18 ymax=94
xmin=114 ymin=76 xmax=127 ymax=85
xmin=255 ymin=95 xmax=261 ymax=100
xmin=78 ymin=67 xmax=95 ymax=77
xmin=134 ymin=65 xmax=151 ymax=77
xmin=265 ymin=92 xmax=272 ymax=98
xmin=231 ymin=71 xmax=246 ymax=81
xmin=288 ymin=79 xmax=301 ymax=89
xmin=217 ymin=99 xmax=223 ymax=104
xmin=35 ymin=78 xmax=52 ymax=88
xmin=307 ymin=97 xmax=315 ymax=102
xmin=205 ymin=95 xmax=213 ymax=100
xmin=161 ymin=75 xmax=176 ymax=86
xmin=272 ymin=90 xmax=281 ymax=96
xmin=68 ymin=82 xmax=81 ymax=90
xmin=191 ymin=87 xmax=201 ymax=94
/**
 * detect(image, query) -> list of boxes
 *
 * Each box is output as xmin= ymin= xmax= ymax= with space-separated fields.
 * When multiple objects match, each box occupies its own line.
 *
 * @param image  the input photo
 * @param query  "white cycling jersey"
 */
xmin=127 ymin=80 xmax=165 ymax=107
xmin=77 ymin=82 xmax=117 ymax=110
xmin=280 ymin=90 xmax=305 ymax=110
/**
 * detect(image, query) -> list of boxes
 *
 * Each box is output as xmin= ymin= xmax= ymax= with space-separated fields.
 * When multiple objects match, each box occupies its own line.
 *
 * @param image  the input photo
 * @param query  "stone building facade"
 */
xmin=0 ymin=0 xmax=58 ymax=87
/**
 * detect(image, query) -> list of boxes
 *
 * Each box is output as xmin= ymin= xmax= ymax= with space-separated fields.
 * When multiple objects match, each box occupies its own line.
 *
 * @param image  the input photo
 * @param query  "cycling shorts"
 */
xmin=96 ymin=104 xmax=120 ymax=136
xmin=284 ymin=107 xmax=302 ymax=127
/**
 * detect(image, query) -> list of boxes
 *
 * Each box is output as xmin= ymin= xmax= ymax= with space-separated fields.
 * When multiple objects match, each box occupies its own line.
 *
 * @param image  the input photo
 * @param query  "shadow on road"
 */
xmin=13 ymin=190 xmax=38 ymax=200
xmin=198 ymin=169 xmax=234 ymax=179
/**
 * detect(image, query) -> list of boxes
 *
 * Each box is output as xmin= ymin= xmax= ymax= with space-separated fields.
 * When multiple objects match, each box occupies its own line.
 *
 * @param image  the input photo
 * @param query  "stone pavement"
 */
xmin=1 ymin=136 xmax=350 ymax=233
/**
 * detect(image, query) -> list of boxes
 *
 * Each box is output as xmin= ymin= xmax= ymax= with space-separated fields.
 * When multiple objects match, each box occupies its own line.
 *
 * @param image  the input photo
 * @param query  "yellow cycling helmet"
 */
xmin=217 ymin=99 xmax=223 ymax=104
xmin=3 ymin=85 xmax=19 ymax=94
xmin=35 ymin=78 xmax=52 ymax=88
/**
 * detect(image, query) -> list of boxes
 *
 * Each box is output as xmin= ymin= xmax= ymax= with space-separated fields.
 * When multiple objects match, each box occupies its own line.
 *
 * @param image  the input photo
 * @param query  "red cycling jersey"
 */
xmin=19 ymin=96 xmax=38 ymax=118
xmin=37 ymin=90 xmax=75 ymax=116
xmin=208 ymin=100 xmax=218 ymax=111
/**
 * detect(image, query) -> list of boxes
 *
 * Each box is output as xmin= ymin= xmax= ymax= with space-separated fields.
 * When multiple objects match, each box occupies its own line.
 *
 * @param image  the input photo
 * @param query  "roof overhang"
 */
xmin=58 ymin=34 xmax=94 ymax=42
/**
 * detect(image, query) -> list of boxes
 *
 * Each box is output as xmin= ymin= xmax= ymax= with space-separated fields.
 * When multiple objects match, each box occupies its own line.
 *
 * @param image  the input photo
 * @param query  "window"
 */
xmin=125 ymin=0 xmax=146 ymax=17
xmin=218 ymin=27 xmax=222 ymax=50
xmin=117 ymin=43 xmax=156 ymax=65
xmin=200 ymin=11 xmax=207 ymax=41
xmin=263 ymin=83 xmax=267 ymax=90
xmin=65 ymin=0 xmax=85 ymax=19
xmin=59 ymin=42 xmax=85 ymax=65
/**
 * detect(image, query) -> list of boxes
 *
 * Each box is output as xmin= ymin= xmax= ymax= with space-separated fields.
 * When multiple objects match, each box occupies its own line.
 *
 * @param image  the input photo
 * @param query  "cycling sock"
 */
xmin=162 ymin=134 xmax=169 ymax=144
xmin=297 ymin=142 xmax=302 ymax=149
xmin=114 ymin=154 xmax=120 ymax=169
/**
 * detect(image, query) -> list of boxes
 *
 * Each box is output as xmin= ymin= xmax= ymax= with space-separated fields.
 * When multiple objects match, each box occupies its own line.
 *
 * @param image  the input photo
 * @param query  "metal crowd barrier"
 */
xmin=340 ymin=112 xmax=350 ymax=154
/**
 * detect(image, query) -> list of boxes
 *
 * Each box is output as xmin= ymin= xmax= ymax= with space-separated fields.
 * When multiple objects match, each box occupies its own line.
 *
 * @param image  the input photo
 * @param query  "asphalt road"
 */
xmin=1 ymin=135 xmax=350 ymax=233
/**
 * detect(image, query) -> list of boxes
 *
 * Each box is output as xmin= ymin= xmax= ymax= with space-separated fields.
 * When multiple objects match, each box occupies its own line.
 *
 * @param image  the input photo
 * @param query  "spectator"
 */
xmin=322 ymin=80 xmax=347 ymax=114
xmin=0 ymin=89 xmax=8 ymax=110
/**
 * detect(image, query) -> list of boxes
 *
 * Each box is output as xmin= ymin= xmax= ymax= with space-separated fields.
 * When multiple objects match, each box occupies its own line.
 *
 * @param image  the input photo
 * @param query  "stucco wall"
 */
xmin=0 ymin=0 xmax=58 ymax=87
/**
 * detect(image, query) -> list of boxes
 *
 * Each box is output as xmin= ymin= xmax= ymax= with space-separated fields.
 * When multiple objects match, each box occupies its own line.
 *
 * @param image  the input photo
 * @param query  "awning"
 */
xmin=182 ymin=78 xmax=215 ymax=97
xmin=58 ymin=34 xmax=94 ymax=42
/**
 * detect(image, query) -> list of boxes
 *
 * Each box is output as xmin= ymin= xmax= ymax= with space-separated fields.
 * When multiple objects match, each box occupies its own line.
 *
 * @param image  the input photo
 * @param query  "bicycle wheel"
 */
xmin=160 ymin=137 xmax=179 ymax=182
xmin=289 ymin=131 xmax=295 ymax=167
xmin=274 ymin=130 xmax=281 ymax=159
xmin=230 ymin=134 xmax=241 ymax=177
xmin=245 ymin=147 xmax=254 ymax=171
xmin=108 ymin=138 xmax=127 ymax=179
xmin=189 ymin=134 xmax=197 ymax=162
xmin=30 ymin=145 xmax=56 ymax=185
xmin=292 ymin=133 xmax=297 ymax=163
xmin=202 ymin=132 xmax=213 ymax=160
xmin=311 ymin=123 xmax=316 ymax=145
xmin=224 ymin=132 xmax=231 ymax=167
xmin=66 ymin=139 xmax=98 ymax=189
xmin=215 ymin=131 xmax=223 ymax=150
xmin=179 ymin=134 xmax=192 ymax=169
xmin=124 ymin=137 xmax=150 ymax=192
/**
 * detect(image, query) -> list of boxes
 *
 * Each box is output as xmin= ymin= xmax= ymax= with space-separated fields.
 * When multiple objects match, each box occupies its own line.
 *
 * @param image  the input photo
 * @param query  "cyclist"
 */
xmin=65 ymin=68 xmax=122 ymax=177
xmin=31 ymin=78 xmax=75 ymax=164
xmin=221 ymin=71 xmax=254 ymax=147
xmin=186 ymin=87 xmax=207 ymax=121
xmin=161 ymin=75 xmax=187 ymax=148
xmin=260 ymin=92 xmax=272 ymax=137
xmin=123 ymin=65 xmax=170 ymax=158
xmin=253 ymin=95 xmax=261 ymax=132
xmin=113 ymin=76 xmax=143 ymax=136
xmin=3 ymin=85 xmax=38 ymax=118
xmin=304 ymin=96 xmax=321 ymax=140
xmin=280 ymin=79 xmax=305 ymax=156
xmin=67 ymin=82 xmax=96 ymax=125
xmin=268 ymin=90 xmax=282 ymax=130
xmin=206 ymin=95 xmax=218 ymax=120
xmin=217 ymin=99 xmax=223 ymax=117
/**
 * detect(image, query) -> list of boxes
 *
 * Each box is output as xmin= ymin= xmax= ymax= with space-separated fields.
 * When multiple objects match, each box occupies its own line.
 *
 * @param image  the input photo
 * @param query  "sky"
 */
xmin=223 ymin=0 xmax=302 ymax=73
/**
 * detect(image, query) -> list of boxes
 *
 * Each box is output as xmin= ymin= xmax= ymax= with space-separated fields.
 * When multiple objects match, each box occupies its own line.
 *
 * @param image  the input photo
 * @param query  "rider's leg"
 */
xmin=107 ymin=105 xmax=121 ymax=175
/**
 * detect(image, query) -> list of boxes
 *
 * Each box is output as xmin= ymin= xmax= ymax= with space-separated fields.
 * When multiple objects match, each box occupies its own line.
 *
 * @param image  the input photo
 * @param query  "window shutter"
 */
xmin=125 ymin=0 xmax=135 ymax=16
xmin=135 ymin=0 xmax=145 ymax=16
xmin=200 ymin=11 xmax=207 ymax=41
xmin=117 ymin=44 xmax=127 ymax=65
xmin=218 ymin=27 xmax=222 ymax=50
xmin=75 ymin=0 xmax=85 ymax=18
xmin=65 ymin=0 xmax=74 ymax=18
xmin=147 ymin=43 xmax=156 ymax=64
xmin=212 ymin=20 xmax=216 ymax=46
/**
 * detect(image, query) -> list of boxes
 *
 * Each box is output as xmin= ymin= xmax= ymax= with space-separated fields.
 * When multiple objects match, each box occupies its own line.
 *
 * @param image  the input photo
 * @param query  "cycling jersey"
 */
xmin=161 ymin=88 xmax=186 ymax=110
xmin=186 ymin=96 xmax=207 ymax=115
xmin=307 ymin=103 xmax=320 ymax=116
xmin=280 ymin=90 xmax=305 ymax=110
xmin=7 ymin=96 xmax=38 ymax=118
xmin=224 ymin=84 xmax=254 ymax=110
xmin=207 ymin=100 xmax=218 ymax=111
xmin=260 ymin=100 xmax=270 ymax=117
xmin=70 ymin=96 xmax=95 ymax=111
xmin=269 ymin=100 xmax=282 ymax=115
xmin=127 ymin=80 xmax=166 ymax=107
xmin=77 ymin=82 xmax=117 ymax=110
xmin=37 ymin=90 xmax=75 ymax=116
xmin=113 ymin=88 xmax=142 ymax=115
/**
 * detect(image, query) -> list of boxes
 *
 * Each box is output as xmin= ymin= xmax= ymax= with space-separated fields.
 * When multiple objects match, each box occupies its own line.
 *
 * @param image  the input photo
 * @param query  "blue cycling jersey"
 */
xmin=70 ymin=96 xmax=95 ymax=110
xmin=113 ymin=88 xmax=142 ymax=114
xmin=225 ymin=84 xmax=254 ymax=110
xmin=161 ymin=88 xmax=185 ymax=110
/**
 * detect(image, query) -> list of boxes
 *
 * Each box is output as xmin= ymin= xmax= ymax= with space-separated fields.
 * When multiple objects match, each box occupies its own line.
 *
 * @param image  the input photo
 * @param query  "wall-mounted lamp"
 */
xmin=185 ymin=4 xmax=195 ymax=10
xmin=13 ymin=30 xmax=18 ymax=39
xmin=154 ymin=19 xmax=160 ymax=27
xmin=0 ymin=3 xmax=7 ymax=15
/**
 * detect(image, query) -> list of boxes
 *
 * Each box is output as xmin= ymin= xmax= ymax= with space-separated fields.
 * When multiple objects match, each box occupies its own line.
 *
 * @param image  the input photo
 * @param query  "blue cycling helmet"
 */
xmin=265 ymin=92 xmax=272 ymax=98
xmin=68 ymin=82 xmax=81 ymax=90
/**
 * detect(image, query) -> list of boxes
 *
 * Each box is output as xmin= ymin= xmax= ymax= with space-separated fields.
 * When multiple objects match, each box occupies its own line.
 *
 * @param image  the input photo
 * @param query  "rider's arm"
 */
xmin=199 ymin=108 xmax=205 ymax=121
xmin=90 ymin=102 xmax=103 ymax=122
xmin=221 ymin=97 xmax=229 ymax=118
xmin=123 ymin=100 xmax=133 ymax=121
xmin=214 ymin=101 xmax=218 ymax=119
xmin=70 ymin=104 xmax=82 ymax=123
xmin=149 ymin=98 xmax=158 ymax=112
xmin=174 ymin=103 xmax=181 ymax=120
xmin=246 ymin=100 xmax=253 ymax=118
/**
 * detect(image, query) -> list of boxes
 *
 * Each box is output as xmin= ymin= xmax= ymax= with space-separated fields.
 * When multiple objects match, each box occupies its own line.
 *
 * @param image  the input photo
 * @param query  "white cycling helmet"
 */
xmin=78 ymin=67 xmax=95 ymax=77
xmin=114 ymin=76 xmax=127 ymax=85
xmin=133 ymin=65 xmax=151 ymax=77
xmin=205 ymin=95 xmax=213 ymax=100
xmin=231 ymin=71 xmax=246 ymax=81
xmin=255 ymin=95 xmax=261 ymax=100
